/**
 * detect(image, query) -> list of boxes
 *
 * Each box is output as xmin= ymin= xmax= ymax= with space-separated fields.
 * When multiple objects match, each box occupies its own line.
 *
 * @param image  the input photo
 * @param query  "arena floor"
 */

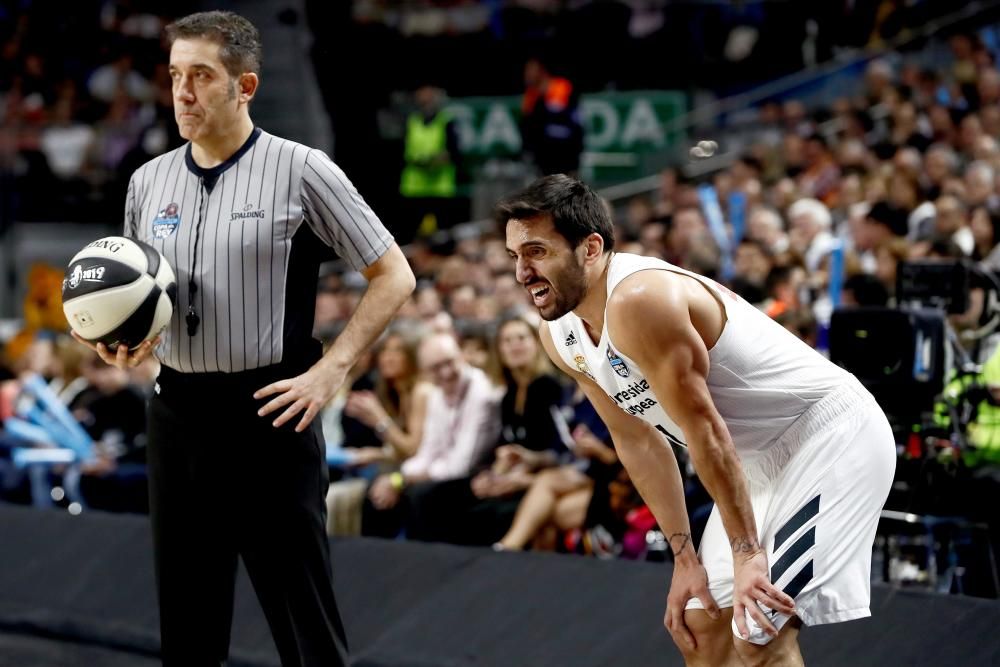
xmin=3 ymin=503 xmax=999 ymax=666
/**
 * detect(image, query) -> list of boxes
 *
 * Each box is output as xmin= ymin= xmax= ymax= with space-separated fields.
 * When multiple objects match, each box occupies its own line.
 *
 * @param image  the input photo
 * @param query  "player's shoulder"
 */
xmin=607 ymin=268 xmax=685 ymax=320
xmin=606 ymin=269 xmax=690 ymax=359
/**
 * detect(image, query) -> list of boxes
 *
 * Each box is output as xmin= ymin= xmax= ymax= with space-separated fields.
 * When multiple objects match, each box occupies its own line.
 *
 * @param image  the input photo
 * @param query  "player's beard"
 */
xmin=536 ymin=256 xmax=587 ymax=321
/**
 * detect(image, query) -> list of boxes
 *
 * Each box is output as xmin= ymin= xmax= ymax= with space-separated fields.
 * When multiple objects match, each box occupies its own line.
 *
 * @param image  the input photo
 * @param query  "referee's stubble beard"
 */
xmin=169 ymin=37 xmax=258 ymax=158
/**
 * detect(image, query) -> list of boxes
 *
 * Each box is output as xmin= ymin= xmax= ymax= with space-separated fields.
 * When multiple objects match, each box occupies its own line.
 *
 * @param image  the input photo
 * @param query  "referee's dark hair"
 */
xmin=495 ymin=174 xmax=616 ymax=253
xmin=166 ymin=11 xmax=262 ymax=78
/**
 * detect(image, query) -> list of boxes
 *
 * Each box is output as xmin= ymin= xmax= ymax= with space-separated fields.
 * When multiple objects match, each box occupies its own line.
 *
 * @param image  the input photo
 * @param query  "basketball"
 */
xmin=61 ymin=236 xmax=177 ymax=351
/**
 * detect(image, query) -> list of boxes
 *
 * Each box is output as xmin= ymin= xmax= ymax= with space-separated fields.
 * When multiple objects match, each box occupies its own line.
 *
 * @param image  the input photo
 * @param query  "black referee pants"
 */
xmin=148 ymin=364 xmax=348 ymax=667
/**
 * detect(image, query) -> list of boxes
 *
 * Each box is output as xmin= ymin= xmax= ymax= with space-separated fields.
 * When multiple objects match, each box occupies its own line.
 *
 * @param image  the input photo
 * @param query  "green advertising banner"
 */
xmin=443 ymin=90 xmax=686 ymax=182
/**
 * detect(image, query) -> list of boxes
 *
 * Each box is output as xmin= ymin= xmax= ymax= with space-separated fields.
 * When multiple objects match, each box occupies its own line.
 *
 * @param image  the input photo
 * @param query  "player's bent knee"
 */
xmin=732 ymin=641 xmax=795 ymax=667
xmin=731 ymin=617 xmax=803 ymax=667
xmin=671 ymin=609 xmax=736 ymax=667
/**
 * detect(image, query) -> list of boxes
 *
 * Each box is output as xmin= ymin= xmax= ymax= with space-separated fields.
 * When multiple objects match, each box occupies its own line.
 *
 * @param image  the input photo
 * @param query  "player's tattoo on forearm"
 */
xmin=730 ymin=536 xmax=761 ymax=553
xmin=668 ymin=532 xmax=691 ymax=556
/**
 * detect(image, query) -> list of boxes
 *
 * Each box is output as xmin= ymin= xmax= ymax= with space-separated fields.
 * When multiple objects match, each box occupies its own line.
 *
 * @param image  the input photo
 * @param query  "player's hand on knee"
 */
xmin=732 ymin=548 xmax=795 ymax=640
xmin=665 ymin=554 xmax=719 ymax=650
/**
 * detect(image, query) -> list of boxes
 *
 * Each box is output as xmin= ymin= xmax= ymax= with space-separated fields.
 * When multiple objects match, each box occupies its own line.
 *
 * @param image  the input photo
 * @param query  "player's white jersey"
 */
xmin=549 ymin=253 xmax=852 ymax=475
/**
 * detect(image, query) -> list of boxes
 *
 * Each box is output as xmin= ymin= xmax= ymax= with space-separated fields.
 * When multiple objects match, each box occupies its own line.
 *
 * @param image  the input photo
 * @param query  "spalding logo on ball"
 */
xmin=61 ymin=236 xmax=177 ymax=351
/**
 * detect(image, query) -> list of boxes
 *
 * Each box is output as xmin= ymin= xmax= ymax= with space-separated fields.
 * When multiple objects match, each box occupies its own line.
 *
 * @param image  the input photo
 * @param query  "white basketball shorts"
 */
xmin=685 ymin=379 xmax=896 ymax=645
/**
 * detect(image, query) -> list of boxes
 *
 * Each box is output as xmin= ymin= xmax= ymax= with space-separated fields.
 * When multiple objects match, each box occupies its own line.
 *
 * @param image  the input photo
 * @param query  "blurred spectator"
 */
xmin=343 ymin=331 xmax=433 ymax=465
xmin=520 ymin=55 xmax=583 ymax=177
xmin=448 ymin=284 xmax=479 ymax=331
xmin=637 ymin=221 xmax=667 ymax=258
xmin=39 ymin=82 xmax=94 ymax=184
xmin=666 ymin=205 xmax=720 ymax=272
xmin=971 ymin=204 xmax=1000 ymax=267
xmin=71 ymin=351 xmax=149 ymax=513
xmin=562 ymin=464 xmax=646 ymax=559
xmin=89 ymin=90 xmax=142 ymax=184
xmin=852 ymin=200 xmax=908 ymax=253
xmin=495 ymin=386 xmax=617 ymax=552
xmin=965 ymin=160 xmax=999 ymax=211
xmin=798 ymin=134 xmax=841 ymax=204
xmin=653 ymin=168 xmax=675 ymax=217
xmin=325 ymin=331 xmax=432 ymax=536
xmin=460 ymin=329 xmax=492 ymax=370
xmin=399 ymin=84 xmax=465 ymax=242
xmin=873 ymin=236 xmax=911 ymax=300
xmin=731 ymin=238 xmax=773 ymax=305
xmin=746 ymin=205 xmax=789 ymax=255
xmin=87 ymin=53 xmax=152 ymax=105
xmin=931 ymin=194 xmax=974 ymax=255
xmin=888 ymin=102 xmax=931 ymax=153
xmin=787 ymin=197 xmax=837 ymax=271
xmin=362 ymin=332 xmax=500 ymax=537
xmin=764 ymin=264 xmax=807 ymax=319
xmin=406 ymin=317 xmax=565 ymax=545
xmin=493 ymin=273 xmax=533 ymax=321
xmin=620 ymin=194 xmax=655 ymax=239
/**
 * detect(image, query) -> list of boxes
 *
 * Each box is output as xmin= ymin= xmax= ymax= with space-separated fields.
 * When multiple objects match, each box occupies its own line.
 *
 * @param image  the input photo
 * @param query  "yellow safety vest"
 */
xmin=935 ymin=346 xmax=1000 ymax=466
xmin=400 ymin=112 xmax=456 ymax=198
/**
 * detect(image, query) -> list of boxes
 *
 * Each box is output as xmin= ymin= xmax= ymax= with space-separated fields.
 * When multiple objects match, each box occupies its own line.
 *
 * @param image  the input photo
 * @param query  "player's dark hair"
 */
xmin=495 ymin=174 xmax=615 ymax=252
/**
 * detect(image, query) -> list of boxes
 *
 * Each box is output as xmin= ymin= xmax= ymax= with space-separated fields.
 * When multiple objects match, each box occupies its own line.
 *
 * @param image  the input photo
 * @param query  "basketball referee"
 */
xmin=74 ymin=11 xmax=415 ymax=666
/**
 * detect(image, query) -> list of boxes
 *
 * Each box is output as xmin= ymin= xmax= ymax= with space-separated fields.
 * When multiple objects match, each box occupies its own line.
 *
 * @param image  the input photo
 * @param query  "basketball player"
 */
xmin=73 ymin=11 xmax=415 ymax=666
xmin=499 ymin=175 xmax=895 ymax=666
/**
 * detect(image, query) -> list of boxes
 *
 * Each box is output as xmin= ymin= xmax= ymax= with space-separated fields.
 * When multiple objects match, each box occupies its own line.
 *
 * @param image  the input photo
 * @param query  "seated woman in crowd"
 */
xmin=494 ymin=386 xmax=619 ymax=552
xmin=325 ymin=330 xmax=432 ymax=535
xmin=406 ymin=316 xmax=567 ymax=545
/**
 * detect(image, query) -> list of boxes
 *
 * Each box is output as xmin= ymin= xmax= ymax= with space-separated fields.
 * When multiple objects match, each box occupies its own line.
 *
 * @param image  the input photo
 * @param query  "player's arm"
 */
xmin=608 ymin=272 xmax=794 ymax=638
xmin=539 ymin=324 xmax=696 ymax=558
xmin=538 ymin=323 xmax=716 ymax=648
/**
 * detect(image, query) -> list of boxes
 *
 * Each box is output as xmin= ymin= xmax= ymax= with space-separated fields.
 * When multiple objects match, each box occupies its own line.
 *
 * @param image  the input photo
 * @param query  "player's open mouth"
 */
xmin=529 ymin=283 xmax=551 ymax=307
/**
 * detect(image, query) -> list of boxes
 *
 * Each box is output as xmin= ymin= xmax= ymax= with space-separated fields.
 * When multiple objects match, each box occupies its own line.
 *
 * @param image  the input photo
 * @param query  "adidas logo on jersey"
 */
xmin=564 ymin=332 xmax=577 ymax=346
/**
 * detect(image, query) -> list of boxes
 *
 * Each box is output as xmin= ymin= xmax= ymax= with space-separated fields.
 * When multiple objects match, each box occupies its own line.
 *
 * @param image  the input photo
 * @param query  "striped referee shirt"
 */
xmin=124 ymin=127 xmax=394 ymax=373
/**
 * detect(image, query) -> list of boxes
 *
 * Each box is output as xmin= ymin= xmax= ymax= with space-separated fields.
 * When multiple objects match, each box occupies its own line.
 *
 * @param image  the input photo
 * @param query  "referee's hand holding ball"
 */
xmin=72 ymin=332 xmax=160 ymax=371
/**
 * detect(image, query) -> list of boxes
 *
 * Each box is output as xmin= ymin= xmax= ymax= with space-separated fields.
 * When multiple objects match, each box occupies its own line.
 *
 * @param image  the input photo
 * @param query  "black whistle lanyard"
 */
xmin=186 ymin=180 xmax=206 ymax=337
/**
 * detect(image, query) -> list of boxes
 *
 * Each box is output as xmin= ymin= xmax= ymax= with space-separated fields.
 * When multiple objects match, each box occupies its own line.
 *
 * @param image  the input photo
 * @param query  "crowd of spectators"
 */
xmin=0 ymin=1 xmax=191 ymax=223
xmin=344 ymin=0 xmax=967 ymax=92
